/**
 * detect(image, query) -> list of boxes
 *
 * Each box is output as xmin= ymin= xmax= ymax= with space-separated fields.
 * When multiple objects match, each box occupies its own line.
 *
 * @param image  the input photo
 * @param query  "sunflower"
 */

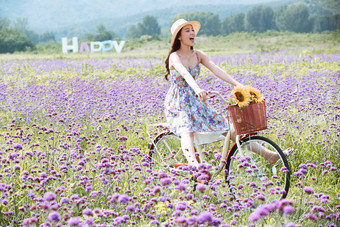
xmin=247 ymin=86 xmax=265 ymax=103
xmin=232 ymin=86 xmax=251 ymax=108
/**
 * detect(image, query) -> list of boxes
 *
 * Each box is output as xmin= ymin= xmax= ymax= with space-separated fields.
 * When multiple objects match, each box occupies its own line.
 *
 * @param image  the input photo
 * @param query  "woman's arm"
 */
xmin=197 ymin=50 xmax=243 ymax=87
xmin=170 ymin=52 xmax=208 ymax=102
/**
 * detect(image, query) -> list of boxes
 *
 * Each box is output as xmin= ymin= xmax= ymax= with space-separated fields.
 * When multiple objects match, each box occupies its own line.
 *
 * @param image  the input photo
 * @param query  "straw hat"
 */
xmin=170 ymin=19 xmax=200 ymax=47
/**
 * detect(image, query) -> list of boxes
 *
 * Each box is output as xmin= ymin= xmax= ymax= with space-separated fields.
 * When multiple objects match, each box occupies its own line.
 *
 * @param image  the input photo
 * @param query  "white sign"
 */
xmin=62 ymin=37 xmax=125 ymax=54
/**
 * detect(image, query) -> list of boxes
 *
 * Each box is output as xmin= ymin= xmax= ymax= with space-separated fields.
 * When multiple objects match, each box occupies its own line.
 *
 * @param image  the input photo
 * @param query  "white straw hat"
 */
xmin=170 ymin=19 xmax=200 ymax=47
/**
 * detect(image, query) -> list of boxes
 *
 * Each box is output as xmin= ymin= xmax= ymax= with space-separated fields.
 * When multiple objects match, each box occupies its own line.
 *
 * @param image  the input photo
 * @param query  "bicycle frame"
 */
xmin=148 ymin=91 xmax=252 ymax=179
xmin=149 ymin=92 xmax=291 ymax=200
xmin=194 ymin=90 xmax=248 ymax=179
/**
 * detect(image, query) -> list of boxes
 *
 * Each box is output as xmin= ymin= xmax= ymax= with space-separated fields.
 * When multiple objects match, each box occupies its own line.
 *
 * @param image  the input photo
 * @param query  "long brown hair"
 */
xmin=164 ymin=29 xmax=182 ymax=81
xmin=164 ymin=28 xmax=194 ymax=81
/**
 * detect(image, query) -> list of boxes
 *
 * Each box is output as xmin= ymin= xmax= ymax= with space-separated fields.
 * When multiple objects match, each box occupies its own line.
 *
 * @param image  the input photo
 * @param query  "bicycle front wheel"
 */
xmin=226 ymin=135 xmax=290 ymax=202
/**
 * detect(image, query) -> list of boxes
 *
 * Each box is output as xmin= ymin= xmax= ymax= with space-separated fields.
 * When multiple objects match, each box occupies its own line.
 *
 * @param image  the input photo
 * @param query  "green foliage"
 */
xmin=173 ymin=11 xmax=221 ymax=36
xmin=0 ymin=28 xmax=36 ymax=53
xmin=245 ymin=5 xmax=276 ymax=33
xmin=166 ymin=2 xmax=337 ymax=37
xmin=11 ymin=30 xmax=338 ymax=56
xmin=12 ymin=17 xmax=40 ymax=43
xmin=311 ymin=13 xmax=340 ymax=32
xmin=39 ymin=31 xmax=55 ymax=43
xmin=0 ymin=17 xmax=10 ymax=30
xmin=304 ymin=0 xmax=340 ymax=15
xmin=34 ymin=41 xmax=61 ymax=54
xmin=125 ymin=25 xmax=140 ymax=39
xmin=275 ymin=4 xmax=312 ymax=33
xmin=125 ymin=16 xmax=160 ymax=40
xmin=229 ymin=13 xmax=246 ymax=34
xmin=86 ymin=24 xmax=116 ymax=41
xmin=138 ymin=16 xmax=161 ymax=39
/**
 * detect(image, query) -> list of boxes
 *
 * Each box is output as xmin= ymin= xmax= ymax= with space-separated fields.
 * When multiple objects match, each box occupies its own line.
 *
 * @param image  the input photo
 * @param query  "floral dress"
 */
xmin=164 ymin=63 xmax=229 ymax=145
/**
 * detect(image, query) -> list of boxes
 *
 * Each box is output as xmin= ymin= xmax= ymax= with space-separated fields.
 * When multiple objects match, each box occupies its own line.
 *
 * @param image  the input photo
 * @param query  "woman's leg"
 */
xmin=229 ymin=130 xmax=280 ymax=165
xmin=181 ymin=132 xmax=200 ymax=167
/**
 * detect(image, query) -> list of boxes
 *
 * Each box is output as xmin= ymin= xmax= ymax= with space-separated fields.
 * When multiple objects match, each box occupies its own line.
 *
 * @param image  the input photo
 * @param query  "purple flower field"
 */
xmin=0 ymin=53 xmax=339 ymax=226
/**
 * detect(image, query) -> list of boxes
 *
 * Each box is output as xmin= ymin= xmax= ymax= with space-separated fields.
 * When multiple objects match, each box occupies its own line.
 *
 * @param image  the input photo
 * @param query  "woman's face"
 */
xmin=178 ymin=24 xmax=196 ymax=47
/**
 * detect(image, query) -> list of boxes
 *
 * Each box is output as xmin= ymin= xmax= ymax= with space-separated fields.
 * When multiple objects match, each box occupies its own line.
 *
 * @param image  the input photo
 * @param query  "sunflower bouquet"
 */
xmin=231 ymin=85 xmax=265 ymax=108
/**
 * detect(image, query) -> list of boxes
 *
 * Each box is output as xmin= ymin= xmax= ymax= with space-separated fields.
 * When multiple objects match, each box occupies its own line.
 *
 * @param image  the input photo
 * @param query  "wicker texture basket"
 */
xmin=227 ymin=102 xmax=267 ymax=135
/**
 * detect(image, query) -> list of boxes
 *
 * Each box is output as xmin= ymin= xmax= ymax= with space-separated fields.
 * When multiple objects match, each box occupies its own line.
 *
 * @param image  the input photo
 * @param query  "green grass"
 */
xmin=2 ymin=30 xmax=339 ymax=60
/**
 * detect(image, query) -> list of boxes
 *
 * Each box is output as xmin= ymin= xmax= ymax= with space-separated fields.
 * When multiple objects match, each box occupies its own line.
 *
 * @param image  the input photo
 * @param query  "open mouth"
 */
xmin=190 ymin=38 xmax=195 ymax=42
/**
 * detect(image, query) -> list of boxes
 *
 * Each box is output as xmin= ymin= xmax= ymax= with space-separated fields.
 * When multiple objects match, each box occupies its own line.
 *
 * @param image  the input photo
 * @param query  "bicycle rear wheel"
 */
xmin=148 ymin=132 xmax=189 ymax=175
xmin=225 ymin=135 xmax=290 ymax=202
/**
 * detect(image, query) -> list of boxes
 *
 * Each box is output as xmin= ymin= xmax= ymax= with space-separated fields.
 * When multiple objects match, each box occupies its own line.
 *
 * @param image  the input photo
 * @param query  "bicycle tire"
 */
xmin=225 ymin=135 xmax=290 ymax=202
xmin=148 ymin=132 xmax=188 ymax=174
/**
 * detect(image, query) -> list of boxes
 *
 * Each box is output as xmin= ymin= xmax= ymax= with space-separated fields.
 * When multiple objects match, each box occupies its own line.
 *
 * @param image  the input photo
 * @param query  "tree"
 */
xmin=25 ymin=30 xmax=40 ymax=43
xmin=275 ymin=5 xmax=289 ymax=31
xmin=0 ymin=28 xmax=35 ymax=53
xmin=86 ymin=24 xmax=116 ymax=41
xmin=245 ymin=5 xmax=275 ymax=33
xmin=199 ymin=12 xmax=221 ymax=36
xmin=39 ymin=32 xmax=55 ymax=43
xmin=303 ymin=0 xmax=340 ymax=15
xmin=275 ymin=4 xmax=312 ymax=33
xmin=173 ymin=12 xmax=221 ymax=36
xmin=311 ymin=13 xmax=340 ymax=32
xmin=0 ymin=17 xmax=10 ymax=30
xmin=96 ymin=24 xmax=106 ymax=34
xmin=137 ymin=16 xmax=161 ymax=39
xmin=125 ymin=25 xmax=139 ymax=39
xmin=13 ymin=18 xmax=29 ymax=32
xmin=13 ymin=17 xmax=39 ymax=43
xmin=229 ymin=13 xmax=246 ymax=33
xmin=221 ymin=17 xmax=232 ymax=36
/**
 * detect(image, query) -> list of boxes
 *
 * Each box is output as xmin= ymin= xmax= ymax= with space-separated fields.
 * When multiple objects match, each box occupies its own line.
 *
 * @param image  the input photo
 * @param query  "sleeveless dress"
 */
xmin=164 ymin=61 xmax=229 ymax=145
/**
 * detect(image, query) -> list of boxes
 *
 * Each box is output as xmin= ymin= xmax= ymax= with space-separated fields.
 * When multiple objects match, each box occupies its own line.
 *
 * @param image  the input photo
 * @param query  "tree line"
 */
xmin=0 ymin=17 xmax=56 ymax=53
xmin=0 ymin=1 xmax=339 ymax=53
xmin=128 ymin=3 xmax=339 ymax=39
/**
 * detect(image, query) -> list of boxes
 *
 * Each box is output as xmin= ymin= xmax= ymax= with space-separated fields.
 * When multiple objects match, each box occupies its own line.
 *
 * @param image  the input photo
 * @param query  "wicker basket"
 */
xmin=227 ymin=102 xmax=267 ymax=135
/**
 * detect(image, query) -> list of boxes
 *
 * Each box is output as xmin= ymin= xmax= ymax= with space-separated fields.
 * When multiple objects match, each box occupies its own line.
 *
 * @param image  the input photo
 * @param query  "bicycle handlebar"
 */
xmin=209 ymin=90 xmax=229 ymax=104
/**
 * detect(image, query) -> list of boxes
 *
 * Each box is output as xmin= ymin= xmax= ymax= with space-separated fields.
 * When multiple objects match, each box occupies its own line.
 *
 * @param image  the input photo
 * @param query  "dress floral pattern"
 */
xmin=164 ymin=64 xmax=229 ymax=144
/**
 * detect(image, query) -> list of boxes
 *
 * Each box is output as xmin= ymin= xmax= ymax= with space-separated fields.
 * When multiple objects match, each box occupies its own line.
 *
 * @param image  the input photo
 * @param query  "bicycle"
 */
xmin=148 ymin=90 xmax=290 ymax=202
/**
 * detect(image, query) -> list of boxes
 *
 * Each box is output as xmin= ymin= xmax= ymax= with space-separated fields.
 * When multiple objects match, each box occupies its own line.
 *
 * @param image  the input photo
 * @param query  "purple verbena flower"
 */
xmin=60 ymin=197 xmax=69 ymax=204
xmin=150 ymin=220 xmax=160 ymax=225
xmin=48 ymin=211 xmax=60 ymax=222
xmin=160 ymin=177 xmax=172 ymax=186
xmin=82 ymin=208 xmax=93 ymax=216
xmin=68 ymin=217 xmax=83 ymax=226
xmin=197 ymin=211 xmax=212 ymax=224
xmin=118 ymin=194 xmax=130 ymax=204
xmin=175 ymin=201 xmax=187 ymax=211
xmin=44 ymin=192 xmax=57 ymax=201
xmin=303 ymin=186 xmax=315 ymax=195
xmin=196 ymin=183 xmax=206 ymax=193
xmin=282 ymin=206 xmax=295 ymax=215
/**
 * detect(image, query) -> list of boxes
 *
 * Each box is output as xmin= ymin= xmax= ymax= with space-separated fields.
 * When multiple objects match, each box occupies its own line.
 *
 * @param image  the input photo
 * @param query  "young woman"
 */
xmin=163 ymin=19 xmax=291 ymax=168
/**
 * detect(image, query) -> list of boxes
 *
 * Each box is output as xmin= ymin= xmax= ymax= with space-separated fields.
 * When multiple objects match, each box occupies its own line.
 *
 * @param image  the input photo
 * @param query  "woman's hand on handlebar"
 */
xmin=196 ymin=89 xmax=208 ymax=102
xmin=207 ymin=91 xmax=216 ymax=99
xmin=196 ymin=90 xmax=217 ymax=102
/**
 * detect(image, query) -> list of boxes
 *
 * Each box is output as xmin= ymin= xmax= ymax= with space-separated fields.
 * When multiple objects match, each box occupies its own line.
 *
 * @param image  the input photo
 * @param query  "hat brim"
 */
xmin=171 ymin=21 xmax=200 ymax=47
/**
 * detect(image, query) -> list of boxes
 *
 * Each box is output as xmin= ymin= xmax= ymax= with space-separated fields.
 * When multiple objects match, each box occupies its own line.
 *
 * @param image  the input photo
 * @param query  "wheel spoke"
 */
xmin=226 ymin=136 xmax=290 ymax=203
xmin=150 ymin=133 xmax=183 ymax=172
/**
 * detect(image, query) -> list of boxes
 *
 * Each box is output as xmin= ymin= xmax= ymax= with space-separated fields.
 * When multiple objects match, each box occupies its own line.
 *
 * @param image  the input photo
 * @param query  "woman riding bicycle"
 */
xmin=163 ymin=19 xmax=289 ymax=168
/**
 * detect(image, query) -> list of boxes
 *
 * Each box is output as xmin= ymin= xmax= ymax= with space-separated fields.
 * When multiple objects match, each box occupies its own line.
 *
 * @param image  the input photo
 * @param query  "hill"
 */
xmin=0 ymin=0 xmax=296 ymax=39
